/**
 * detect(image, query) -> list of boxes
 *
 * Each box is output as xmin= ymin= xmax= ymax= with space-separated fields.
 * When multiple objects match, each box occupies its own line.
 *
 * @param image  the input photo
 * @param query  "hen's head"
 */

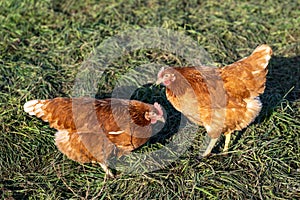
xmin=144 ymin=102 xmax=165 ymax=124
xmin=156 ymin=67 xmax=177 ymax=86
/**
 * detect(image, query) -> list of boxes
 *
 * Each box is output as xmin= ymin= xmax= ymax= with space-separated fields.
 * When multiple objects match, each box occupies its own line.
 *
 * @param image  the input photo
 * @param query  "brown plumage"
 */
xmin=24 ymin=97 xmax=164 ymax=177
xmin=156 ymin=45 xmax=272 ymax=157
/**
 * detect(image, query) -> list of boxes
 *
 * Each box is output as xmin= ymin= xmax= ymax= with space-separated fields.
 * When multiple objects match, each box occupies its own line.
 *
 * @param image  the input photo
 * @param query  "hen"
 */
xmin=156 ymin=45 xmax=272 ymax=157
xmin=24 ymin=97 xmax=164 ymax=178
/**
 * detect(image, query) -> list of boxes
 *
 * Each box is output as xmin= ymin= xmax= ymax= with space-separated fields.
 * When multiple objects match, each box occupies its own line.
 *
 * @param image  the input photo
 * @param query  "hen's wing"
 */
xmin=102 ymin=99 xmax=153 ymax=154
xmin=220 ymin=44 xmax=272 ymax=99
xmin=24 ymin=98 xmax=115 ymax=163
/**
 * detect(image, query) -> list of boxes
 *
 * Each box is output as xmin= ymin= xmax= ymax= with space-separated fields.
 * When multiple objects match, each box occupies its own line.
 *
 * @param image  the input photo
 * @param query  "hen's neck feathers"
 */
xmin=165 ymin=67 xmax=211 ymax=97
xmin=164 ymin=68 xmax=192 ymax=96
xmin=128 ymin=101 xmax=152 ymax=127
xmin=95 ymin=99 xmax=152 ymax=127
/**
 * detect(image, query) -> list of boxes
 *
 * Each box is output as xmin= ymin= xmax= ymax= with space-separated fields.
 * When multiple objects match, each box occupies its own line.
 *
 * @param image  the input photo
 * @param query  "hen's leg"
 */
xmin=223 ymin=132 xmax=232 ymax=153
xmin=99 ymin=163 xmax=114 ymax=179
xmin=202 ymin=137 xmax=219 ymax=157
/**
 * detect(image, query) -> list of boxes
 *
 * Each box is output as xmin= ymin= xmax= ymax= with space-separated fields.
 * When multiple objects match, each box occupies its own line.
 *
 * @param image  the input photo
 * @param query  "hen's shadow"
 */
xmin=130 ymin=83 xmax=186 ymax=145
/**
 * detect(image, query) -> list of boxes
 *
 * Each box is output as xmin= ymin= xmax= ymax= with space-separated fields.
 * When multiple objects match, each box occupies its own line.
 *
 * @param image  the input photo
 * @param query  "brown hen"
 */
xmin=156 ymin=45 xmax=272 ymax=157
xmin=24 ymin=97 xmax=164 ymax=177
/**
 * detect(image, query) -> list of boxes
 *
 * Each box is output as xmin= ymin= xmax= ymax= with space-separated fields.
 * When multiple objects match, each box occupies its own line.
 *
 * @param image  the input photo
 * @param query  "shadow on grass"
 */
xmin=263 ymin=56 xmax=300 ymax=103
xmin=0 ymin=180 xmax=27 ymax=200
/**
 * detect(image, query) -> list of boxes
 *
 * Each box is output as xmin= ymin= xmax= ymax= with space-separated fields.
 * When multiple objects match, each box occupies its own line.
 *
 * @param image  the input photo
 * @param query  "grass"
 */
xmin=1 ymin=0 xmax=299 ymax=199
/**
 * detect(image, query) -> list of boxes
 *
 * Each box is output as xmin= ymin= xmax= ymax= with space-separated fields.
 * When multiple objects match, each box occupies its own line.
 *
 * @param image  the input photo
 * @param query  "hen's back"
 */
xmin=219 ymin=45 xmax=272 ymax=132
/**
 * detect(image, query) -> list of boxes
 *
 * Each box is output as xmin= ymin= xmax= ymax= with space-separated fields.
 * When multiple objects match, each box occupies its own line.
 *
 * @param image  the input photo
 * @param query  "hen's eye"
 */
xmin=164 ymin=74 xmax=170 ymax=78
xmin=150 ymin=111 xmax=157 ymax=116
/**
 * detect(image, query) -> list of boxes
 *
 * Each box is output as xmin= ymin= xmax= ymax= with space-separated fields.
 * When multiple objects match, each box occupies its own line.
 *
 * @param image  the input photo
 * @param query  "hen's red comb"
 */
xmin=154 ymin=102 xmax=163 ymax=116
xmin=157 ymin=67 xmax=165 ymax=78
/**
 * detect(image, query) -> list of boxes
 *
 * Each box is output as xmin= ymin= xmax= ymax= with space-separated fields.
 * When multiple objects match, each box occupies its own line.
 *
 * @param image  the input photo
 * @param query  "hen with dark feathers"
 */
xmin=24 ymin=97 xmax=164 ymax=178
xmin=156 ymin=45 xmax=272 ymax=157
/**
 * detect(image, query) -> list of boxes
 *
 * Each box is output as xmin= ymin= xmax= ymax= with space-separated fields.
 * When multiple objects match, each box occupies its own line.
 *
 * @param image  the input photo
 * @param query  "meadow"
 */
xmin=0 ymin=0 xmax=299 ymax=199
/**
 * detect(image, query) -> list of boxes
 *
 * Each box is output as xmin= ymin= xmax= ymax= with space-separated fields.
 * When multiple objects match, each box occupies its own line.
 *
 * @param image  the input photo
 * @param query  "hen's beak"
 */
xmin=158 ymin=116 xmax=165 ymax=123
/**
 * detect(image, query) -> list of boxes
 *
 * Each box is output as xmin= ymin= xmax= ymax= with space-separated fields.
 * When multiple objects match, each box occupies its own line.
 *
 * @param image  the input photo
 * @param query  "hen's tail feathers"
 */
xmin=238 ymin=44 xmax=272 ymax=96
xmin=24 ymin=98 xmax=75 ymax=130
xmin=245 ymin=44 xmax=272 ymax=71
xmin=24 ymin=100 xmax=49 ymax=120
